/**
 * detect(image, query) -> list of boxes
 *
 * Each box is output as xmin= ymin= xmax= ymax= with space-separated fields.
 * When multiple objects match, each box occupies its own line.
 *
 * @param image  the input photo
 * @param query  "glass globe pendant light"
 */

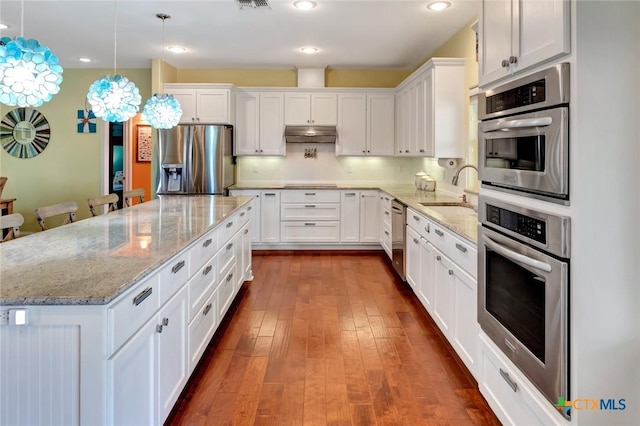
xmin=0 ymin=0 xmax=64 ymax=107
xmin=86 ymin=0 xmax=141 ymax=122
xmin=142 ymin=14 xmax=182 ymax=129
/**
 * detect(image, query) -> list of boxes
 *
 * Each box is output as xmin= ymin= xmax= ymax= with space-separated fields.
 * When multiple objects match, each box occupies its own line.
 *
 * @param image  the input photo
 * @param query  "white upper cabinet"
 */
xmin=337 ymin=92 xmax=395 ymax=156
xmin=164 ymin=85 xmax=233 ymax=124
xmin=284 ymin=93 xmax=337 ymax=125
xmin=395 ymin=58 xmax=465 ymax=158
xmin=479 ymin=0 xmax=570 ymax=87
xmin=234 ymin=91 xmax=285 ymax=156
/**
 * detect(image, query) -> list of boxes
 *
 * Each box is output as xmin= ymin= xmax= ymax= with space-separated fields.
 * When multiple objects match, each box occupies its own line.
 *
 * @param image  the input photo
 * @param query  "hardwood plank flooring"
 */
xmin=166 ymin=252 xmax=500 ymax=426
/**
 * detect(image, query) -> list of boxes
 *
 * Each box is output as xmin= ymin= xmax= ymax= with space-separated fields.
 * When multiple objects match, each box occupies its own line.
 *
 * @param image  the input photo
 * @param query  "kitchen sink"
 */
xmin=283 ymin=183 xmax=338 ymax=188
xmin=419 ymin=202 xmax=477 ymax=215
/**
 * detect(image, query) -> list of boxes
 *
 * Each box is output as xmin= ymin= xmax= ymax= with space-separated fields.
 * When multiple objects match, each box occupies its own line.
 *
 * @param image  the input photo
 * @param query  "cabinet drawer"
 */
xmin=407 ymin=208 xmax=430 ymax=239
xmin=280 ymin=203 xmax=340 ymax=221
xmin=188 ymin=289 xmax=217 ymax=374
xmin=381 ymin=222 xmax=392 ymax=258
xmin=281 ymin=190 xmax=340 ymax=203
xmin=236 ymin=204 xmax=251 ymax=227
xmin=218 ymin=214 xmax=240 ymax=245
xmin=187 ymin=256 xmax=218 ymax=321
xmin=381 ymin=206 xmax=391 ymax=228
xmin=280 ymin=221 xmax=340 ymax=243
xmin=189 ymin=228 xmax=218 ymax=276
xmin=217 ymin=239 xmax=236 ymax=282
xmin=379 ymin=192 xmax=393 ymax=211
xmin=158 ymin=252 xmax=190 ymax=306
xmin=218 ymin=262 xmax=237 ymax=320
xmin=108 ymin=274 xmax=160 ymax=354
xmin=445 ymin=232 xmax=477 ymax=279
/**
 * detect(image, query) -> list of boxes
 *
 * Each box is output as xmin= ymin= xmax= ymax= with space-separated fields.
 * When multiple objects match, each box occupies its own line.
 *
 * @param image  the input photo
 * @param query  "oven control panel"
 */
xmin=486 ymin=204 xmax=546 ymax=244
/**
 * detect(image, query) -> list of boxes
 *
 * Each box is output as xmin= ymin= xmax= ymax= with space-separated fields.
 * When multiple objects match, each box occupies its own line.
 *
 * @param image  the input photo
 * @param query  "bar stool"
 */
xmin=0 ymin=213 xmax=24 ymax=242
xmin=123 ymin=188 xmax=145 ymax=207
xmin=88 ymin=194 xmax=119 ymax=217
xmin=35 ymin=201 xmax=78 ymax=231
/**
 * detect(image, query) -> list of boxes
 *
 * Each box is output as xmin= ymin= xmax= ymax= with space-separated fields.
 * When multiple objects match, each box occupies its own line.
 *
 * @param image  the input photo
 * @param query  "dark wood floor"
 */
xmin=166 ymin=252 xmax=500 ymax=426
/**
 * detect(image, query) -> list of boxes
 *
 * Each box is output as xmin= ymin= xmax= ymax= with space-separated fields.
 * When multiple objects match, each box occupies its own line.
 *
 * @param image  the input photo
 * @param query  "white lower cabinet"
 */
xmin=417 ymin=238 xmax=435 ymax=314
xmin=406 ymin=226 xmax=421 ymax=292
xmin=340 ymin=191 xmax=360 ymax=242
xmin=261 ymin=191 xmax=281 ymax=243
xmin=433 ymin=248 xmax=455 ymax=336
xmin=281 ymin=221 xmax=341 ymax=243
xmin=359 ymin=190 xmax=379 ymax=243
xmin=239 ymin=222 xmax=252 ymax=283
xmin=229 ymin=190 xmax=261 ymax=244
xmin=188 ymin=289 xmax=217 ymax=374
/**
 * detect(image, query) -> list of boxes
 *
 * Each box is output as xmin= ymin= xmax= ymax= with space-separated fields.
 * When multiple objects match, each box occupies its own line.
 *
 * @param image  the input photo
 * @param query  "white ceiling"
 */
xmin=0 ymin=0 xmax=479 ymax=70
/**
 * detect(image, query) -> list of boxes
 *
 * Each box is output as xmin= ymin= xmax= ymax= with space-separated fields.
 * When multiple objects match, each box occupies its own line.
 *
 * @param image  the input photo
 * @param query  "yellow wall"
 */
xmin=0 ymin=68 xmax=151 ymax=231
xmin=325 ymin=69 xmax=411 ymax=88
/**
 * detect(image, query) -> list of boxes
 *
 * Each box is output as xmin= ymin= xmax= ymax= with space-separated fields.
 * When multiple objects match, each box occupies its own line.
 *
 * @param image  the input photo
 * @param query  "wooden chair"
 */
xmin=88 ymin=194 xmax=119 ymax=217
xmin=0 ymin=213 xmax=24 ymax=242
xmin=35 ymin=201 xmax=78 ymax=231
xmin=123 ymin=188 xmax=145 ymax=207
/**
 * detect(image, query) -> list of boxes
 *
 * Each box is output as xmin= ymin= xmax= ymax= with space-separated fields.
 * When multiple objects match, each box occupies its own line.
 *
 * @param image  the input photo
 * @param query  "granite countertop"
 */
xmin=231 ymin=183 xmax=478 ymax=244
xmin=0 ymin=195 xmax=252 ymax=306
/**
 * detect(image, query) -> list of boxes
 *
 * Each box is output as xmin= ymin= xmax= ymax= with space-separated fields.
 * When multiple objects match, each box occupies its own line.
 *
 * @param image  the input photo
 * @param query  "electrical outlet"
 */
xmin=252 ymin=164 xmax=258 ymax=173
xmin=347 ymin=164 xmax=352 ymax=173
xmin=0 ymin=310 xmax=9 ymax=325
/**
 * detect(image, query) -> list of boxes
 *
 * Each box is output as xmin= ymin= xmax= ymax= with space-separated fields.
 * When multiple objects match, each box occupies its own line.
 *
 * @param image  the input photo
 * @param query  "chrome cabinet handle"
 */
xmin=436 ymin=255 xmax=441 ymax=261
xmin=413 ymin=238 xmax=419 ymax=244
xmin=455 ymin=243 xmax=467 ymax=253
xmin=448 ymin=270 xmax=453 ymax=276
xmin=156 ymin=324 xmax=163 ymax=333
xmin=419 ymin=149 xmax=425 ymax=153
xmin=240 ymin=212 xmax=245 ymax=217
xmin=499 ymin=369 xmax=518 ymax=393
xmin=434 ymin=229 xmax=444 ymax=237
xmin=226 ymin=243 xmax=233 ymax=250
xmin=264 ymin=193 xmax=276 ymax=196
xmin=305 ymin=205 xmax=316 ymax=208
xmin=413 ymin=215 xmax=420 ymax=221
xmin=509 ymin=55 xmax=518 ymax=64
xmin=501 ymin=59 xmax=509 ymax=68
xmin=227 ymin=273 xmax=234 ymax=282
xmin=244 ymin=229 xmax=249 ymax=235
xmin=304 ymin=223 xmax=316 ymax=226
xmin=203 ymin=238 xmax=213 ymax=248
xmin=425 ymin=224 xmax=430 ymax=233
xmin=162 ymin=317 xmax=169 ymax=326
xmin=133 ymin=287 xmax=152 ymax=306
xmin=248 ymin=206 xmax=253 ymax=210
xmin=344 ymin=193 xmax=356 ymax=196
xmin=384 ymin=230 xmax=389 ymax=236
xmin=203 ymin=265 xmax=213 ymax=276
xmin=385 ymin=211 xmax=390 ymax=215
xmin=172 ymin=260 xmax=186 ymax=274
xmin=226 ymin=222 xmax=234 ymax=228
xmin=304 ymin=192 xmax=316 ymax=196
xmin=203 ymin=303 xmax=212 ymax=316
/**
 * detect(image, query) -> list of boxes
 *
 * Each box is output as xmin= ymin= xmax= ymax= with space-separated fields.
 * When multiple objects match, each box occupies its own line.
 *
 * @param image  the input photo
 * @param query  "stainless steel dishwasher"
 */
xmin=391 ymin=199 xmax=406 ymax=280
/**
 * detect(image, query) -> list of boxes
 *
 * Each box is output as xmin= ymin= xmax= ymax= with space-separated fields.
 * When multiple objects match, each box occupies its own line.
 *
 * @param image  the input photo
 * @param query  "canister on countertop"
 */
xmin=414 ymin=171 xmax=426 ymax=189
xmin=420 ymin=175 xmax=436 ymax=191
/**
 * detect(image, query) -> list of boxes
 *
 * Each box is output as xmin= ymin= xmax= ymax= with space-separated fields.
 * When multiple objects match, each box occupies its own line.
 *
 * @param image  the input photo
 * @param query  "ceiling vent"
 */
xmin=236 ymin=0 xmax=271 ymax=9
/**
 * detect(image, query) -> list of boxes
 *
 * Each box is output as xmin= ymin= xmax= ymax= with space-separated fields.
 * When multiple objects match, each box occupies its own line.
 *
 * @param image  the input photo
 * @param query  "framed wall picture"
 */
xmin=136 ymin=124 xmax=152 ymax=162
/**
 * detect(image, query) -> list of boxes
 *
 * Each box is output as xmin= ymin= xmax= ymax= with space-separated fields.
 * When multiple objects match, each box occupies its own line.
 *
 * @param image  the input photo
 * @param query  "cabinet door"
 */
xmin=197 ymin=89 xmax=230 ymax=124
xmin=109 ymin=319 xmax=157 ymax=426
xmin=260 ymin=191 xmax=280 ymax=243
xmin=359 ymin=191 xmax=379 ymax=243
xmin=420 ymin=71 xmax=434 ymax=156
xmin=433 ymin=248 xmax=454 ymax=337
xmin=367 ymin=94 xmax=395 ymax=156
xmin=235 ymin=92 xmax=259 ymax=155
xmin=451 ymin=262 xmax=479 ymax=378
xmin=311 ymin=93 xmax=338 ymax=125
xmin=240 ymin=223 xmax=253 ymax=282
xmin=515 ymin=0 xmax=570 ymax=74
xmin=340 ymin=191 xmax=360 ymax=242
xmin=157 ymin=286 xmax=188 ymax=423
xmin=259 ymin=93 xmax=285 ymax=155
xmin=166 ymin=89 xmax=198 ymax=124
xmin=479 ymin=0 xmax=513 ymax=86
xmin=337 ymin=93 xmax=367 ymax=156
xmin=414 ymin=78 xmax=427 ymax=156
xmin=406 ymin=226 xmax=421 ymax=292
xmin=418 ymin=239 xmax=435 ymax=314
xmin=284 ymin=93 xmax=311 ymax=125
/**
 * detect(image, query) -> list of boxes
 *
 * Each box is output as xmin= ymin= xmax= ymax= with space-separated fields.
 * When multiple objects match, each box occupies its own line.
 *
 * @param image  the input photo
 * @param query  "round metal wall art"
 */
xmin=0 ymin=107 xmax=51 ymax=158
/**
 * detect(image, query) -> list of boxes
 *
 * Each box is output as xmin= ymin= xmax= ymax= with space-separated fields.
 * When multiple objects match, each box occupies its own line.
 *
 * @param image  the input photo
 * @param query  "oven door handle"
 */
xmin=482 ymin=117 xmax=553 ymax=132
xmin=483 ymin=235 xmax=552 ymax=273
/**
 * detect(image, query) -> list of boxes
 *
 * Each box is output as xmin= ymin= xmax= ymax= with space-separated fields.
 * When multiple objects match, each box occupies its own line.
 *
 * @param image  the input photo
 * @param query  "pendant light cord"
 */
xmin=113 ymin=0 xmax=118 ymax=74
xmin=20 ymin=0 xmax=24 ymax=37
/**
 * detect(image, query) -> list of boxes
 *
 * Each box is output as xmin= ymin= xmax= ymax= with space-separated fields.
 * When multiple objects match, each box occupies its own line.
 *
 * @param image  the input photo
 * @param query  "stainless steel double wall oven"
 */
xmin=477 ymin=63 xmax=571 ymax=418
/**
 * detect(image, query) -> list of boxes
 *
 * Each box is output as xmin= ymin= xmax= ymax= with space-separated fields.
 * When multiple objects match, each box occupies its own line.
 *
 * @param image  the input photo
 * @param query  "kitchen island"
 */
xmin=0 ymin=195 xmax=253 ymax=425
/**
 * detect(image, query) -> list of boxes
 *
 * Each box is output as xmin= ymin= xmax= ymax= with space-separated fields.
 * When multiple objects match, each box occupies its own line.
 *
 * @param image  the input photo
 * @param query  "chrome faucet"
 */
xmin=452 ymin=164 xmax=479 ymax=186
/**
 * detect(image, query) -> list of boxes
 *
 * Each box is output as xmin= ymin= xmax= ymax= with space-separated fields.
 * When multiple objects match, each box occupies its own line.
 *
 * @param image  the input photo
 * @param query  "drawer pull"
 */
xmin=436 ymin=255 xmax=441 ymax=261
xmin=455 ymin=243 xmax=467 ymax=253
xmin=132 ymin=287 xmax=153 ymax=306
xmin=384 ymin=211 xmax=390 ymax=215
xmin=304 ymin=222 xmax=316 ymax=226
xmin=203 ymin=265 xmax=213 ymax=276
xmin=226 ymin=243 xmax=233 ymax=250
xmin=384 ymin=230 xmax=389 ymax=236
xmin=264 ymin=193 xmax=276 ymax=196
xmin=226 ymin=222 xmax=234 ymax=228
xmin=305 ymin=205 xmax=316 ymax=208
xmin=434 ymin=229 xmax=444 ymax=237
xmin=240 ymin=212 xmax=245 ymax=217
xmin=244 ymin=229 xmax=249 ymax=235
xmin=426 ymin=224 xmax=430 ymax=233
xmin=413 ymin=238 xmax=419 ymax=244
xmin=248 ymin=206 xmax=252 ymax=210
xmin=172 ymin=260 xmax=186 ymax=274
xmin=203 ymin=238 xmax=213 ymax=248
xmin=448 ymin=270 xmax=453 ymax=276
xmin=156 ymin=324 xmax=163 ymax=333
xmin=227 ymin=272 xmax=234 ymax=282
xmin=203 ymin=303 xmax=212 ymax=316
xmin=162 ymin=317 xmax=169 ymax=326
xmin=345 ymin=193 xmax=356 ymax=196
xmin=499 ymin=369 xmax=518 ymax=393
xmin=413 ymin=215 xmax=420 ymax=221
xmin=304 ymin=192 xmax=316 ymax=196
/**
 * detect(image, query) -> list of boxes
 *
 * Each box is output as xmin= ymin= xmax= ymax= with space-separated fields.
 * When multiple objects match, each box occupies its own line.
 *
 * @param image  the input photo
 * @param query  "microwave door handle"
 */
xmin=483 ymin=235 xmax=552 ymax=273
xmin=482 ymin=117 xmax=553 ymax=132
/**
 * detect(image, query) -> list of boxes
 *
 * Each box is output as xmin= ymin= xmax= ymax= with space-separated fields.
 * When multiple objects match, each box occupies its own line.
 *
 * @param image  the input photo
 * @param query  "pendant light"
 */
xmin=142 ymin=14 xmax=182 ymax=129
xmin=86 ymin=0 xmax=141 ymax=122
xmin=0 ymin=0 xmax=63 ymax=107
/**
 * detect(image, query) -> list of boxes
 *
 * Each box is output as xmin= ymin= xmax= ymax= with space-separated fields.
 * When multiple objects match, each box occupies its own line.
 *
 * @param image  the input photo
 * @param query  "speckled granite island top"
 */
xmin=231 ymin=183 xmax=478 ymax=244
xmin=0 ymin=195 xmax=251 ymax=306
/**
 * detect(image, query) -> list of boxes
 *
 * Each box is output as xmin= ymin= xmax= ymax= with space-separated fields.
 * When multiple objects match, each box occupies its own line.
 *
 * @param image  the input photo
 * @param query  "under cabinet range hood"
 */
xmin=284 ymin=125 xmax=337 ymax=143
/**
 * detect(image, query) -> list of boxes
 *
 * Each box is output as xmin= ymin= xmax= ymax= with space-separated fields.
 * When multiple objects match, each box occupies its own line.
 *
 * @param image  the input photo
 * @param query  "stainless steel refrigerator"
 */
xmin=156 ymin=125 xmax=235 ymax=195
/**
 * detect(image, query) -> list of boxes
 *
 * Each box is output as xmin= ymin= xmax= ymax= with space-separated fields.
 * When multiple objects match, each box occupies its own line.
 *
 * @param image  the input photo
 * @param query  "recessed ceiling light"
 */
xmin=293 ymin=1 xmax=317 ymax=10
xmin=300 ymin=47 xmax=318 ymax=54
xmin=0 ymin=24 xmax=9 ymax=30
xmin=427 ymin=1 xmax=451 ymax=11
xmin=167 ymin=46 xmax=187 ymax=54
xmin=78 ymin=57 xmax=92 ymax=63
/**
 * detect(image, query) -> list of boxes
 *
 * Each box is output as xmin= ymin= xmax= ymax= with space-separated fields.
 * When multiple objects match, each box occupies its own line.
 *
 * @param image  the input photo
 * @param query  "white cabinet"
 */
xmin=280 ymin=190 xmax=341 ymax=243
xmin=229 ymin=190 xmax=261 ymax=244
xmin=479 ymin=0 xmax=570 ymax=87
xmin=433 ymin=247 xmax=455 ymax=336
xmin=379 ymin=192 xmax=393 ymax=259
xmin=284 ymin=93 xmax=337 ymax=125
xmin=395 ymin=59 xmax=465 ymax=158
xmin=260 ymin=191 xmax=281 ymax=243
xmin=359 ymin=190 xmax=379 ymax=243
xmin=406 ymin=226 xmax=421 ymax=292
xmin=239 ymin=222 xmax=252 ymax=283
xmin=417 ymin=238 xmax=435 ymax=313
xmin=164 ymin=85 xmax=233 ymax=124
xmin=340 ymin=190 xmax=360 ymax=242
xmin=235 ymin=92 xmax=285 ymax=156
xmin=337 ymin=93 xmax=395 ymax=156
